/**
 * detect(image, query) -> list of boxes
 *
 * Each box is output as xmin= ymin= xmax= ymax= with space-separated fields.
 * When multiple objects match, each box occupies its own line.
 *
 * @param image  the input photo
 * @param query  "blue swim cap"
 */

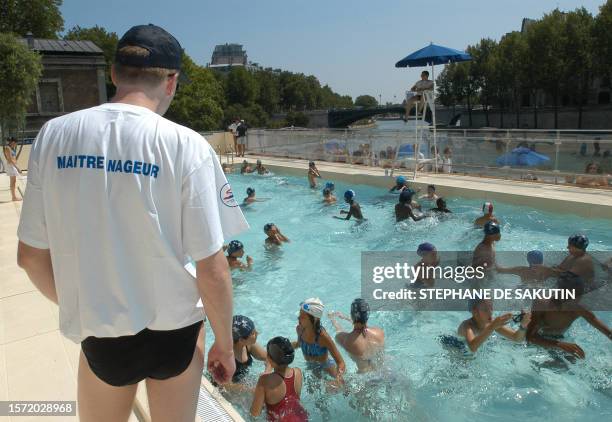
xmin=227 ymin=240 xmax=244 ymax=255
xmin=527 ymin=250 xmax=543 ymax=266
xmin=263 ymin=223 xmax=274 ymax=233
xmin=399 ymin=189 xmax=413 ymax=203
xmin=246 ymin=187 xmax=255 ymax=196
xmin=325 ymin=182 xmax=335 ymax=190
xmin=350 ymin=298 xmax=370 ymax=324
xmin=396 ymin=176 xmax=406 ymax=185
xmin=568 ymin=234 xmax=589 ymax=250
xmin=484 ymin=221 xmax=500 ymax=235
xmin=417 ymin=242 xmax=436 ymax=256
xmin=344 ymin=190 xmax=355 ymax=201
xmin=232 ymin=315 xmax=255 ymax=342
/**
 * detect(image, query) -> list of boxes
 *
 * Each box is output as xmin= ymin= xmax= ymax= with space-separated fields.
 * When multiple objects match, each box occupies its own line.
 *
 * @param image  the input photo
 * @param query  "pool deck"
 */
xmin=0 ymin=176 xmax=244 ymax=421
xmin=239 ymin=154 xmax=612 ymax=219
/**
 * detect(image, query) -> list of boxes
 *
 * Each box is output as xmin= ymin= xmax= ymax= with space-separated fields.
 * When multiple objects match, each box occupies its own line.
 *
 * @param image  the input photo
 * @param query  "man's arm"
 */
xmin=17 ymin=242 xmax=58 ymax=304
xmin=196 ymin=249 xmax=236 ymax=384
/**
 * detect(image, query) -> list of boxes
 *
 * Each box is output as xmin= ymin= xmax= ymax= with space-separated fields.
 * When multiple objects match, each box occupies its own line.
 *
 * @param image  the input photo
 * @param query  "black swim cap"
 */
xmin=267 ymin=336 xmax=295 ymax=365
xmin=568 ymin=234 xmax=589 ymax=250
xmin=264 ymin=223 xmax=274 ymax=233
xmin=350 ymin=298 xmax=370 ymax=324
xmin=484 ymin=221 xmax=500 ymax=235
xmin=232 ymin=315 xmax=255 ymax=342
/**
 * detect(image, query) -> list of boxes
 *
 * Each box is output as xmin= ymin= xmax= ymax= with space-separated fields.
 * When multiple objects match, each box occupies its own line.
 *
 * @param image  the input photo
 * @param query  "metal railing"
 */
xmin=242 ymin=127 xmax=612 ymax=190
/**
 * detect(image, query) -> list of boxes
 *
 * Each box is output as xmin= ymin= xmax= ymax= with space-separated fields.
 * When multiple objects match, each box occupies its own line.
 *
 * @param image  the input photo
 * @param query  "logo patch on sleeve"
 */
xmin=220 ymin=183 xmax=238 ymax=207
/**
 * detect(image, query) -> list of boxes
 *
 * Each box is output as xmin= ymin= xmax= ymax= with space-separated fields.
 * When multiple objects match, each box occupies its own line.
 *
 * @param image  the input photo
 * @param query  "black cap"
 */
xmin=115 ymin=24 xmax=188 ymax=81
xmin=267 ymin=337 xmax=295 ymax=365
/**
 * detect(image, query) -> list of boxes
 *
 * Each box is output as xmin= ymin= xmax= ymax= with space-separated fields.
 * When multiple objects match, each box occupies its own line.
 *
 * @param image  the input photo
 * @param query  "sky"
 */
xmin=61 ymin=0 xmax=606 ymax=103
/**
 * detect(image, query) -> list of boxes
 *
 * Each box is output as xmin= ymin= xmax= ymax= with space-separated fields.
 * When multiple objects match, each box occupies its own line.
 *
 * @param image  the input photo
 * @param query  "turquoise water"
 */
xmin=208 ymin=171 xmax=612 ymax=422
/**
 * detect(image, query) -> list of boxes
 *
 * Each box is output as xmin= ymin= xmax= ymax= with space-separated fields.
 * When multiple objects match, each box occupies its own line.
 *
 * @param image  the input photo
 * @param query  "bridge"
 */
xmin=327 ymin=105 xmax=432 ymax=128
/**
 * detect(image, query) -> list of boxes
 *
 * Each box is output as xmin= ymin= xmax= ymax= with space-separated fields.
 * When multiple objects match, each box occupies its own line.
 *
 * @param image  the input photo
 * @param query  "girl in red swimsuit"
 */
xmin=250 ymin=337 xmax=309 ymax=422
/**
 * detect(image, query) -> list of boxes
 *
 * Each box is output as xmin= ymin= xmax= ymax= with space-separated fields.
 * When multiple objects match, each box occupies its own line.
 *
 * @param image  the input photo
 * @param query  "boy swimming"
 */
xmin=458 ymin=298 xmax=531 ymax=353
xmin=334 ymin=190 xmax=364 ymax=221
xmin=474 ymin=202 xmax=500 ymax=227
xmin=537 ymin=234 xmax=595 ymax=289
xmin=526 ymin=272 xmax=611 ymax=359
xmin=419 ymin=184 xmax=439 ymax=201
xmin=328 ymin=299 xmax=385 ymax=373
xmin=322 ymin=188 xmax=336 ymax=204
xmin=395 ymin=190 xmax=425 ymax=223
xmin=496 ymin=250 xmax=548 ymax=282
xmin=256 ymin=160 xmax=270 ymax=175
xmin=225 ymin=240 xmax=253 ymax=270
xmin=430 ymin=197 xmax=452 ymax=213
xmin=472 ymin=221 xmax=501 ymax=269
xmin=308 ymin=161 xmax=322 ymax=188
xmin=264 ymin=223 xmax=290 ymax=245
xmin=250 ymin=336 xmax=309 ymax=421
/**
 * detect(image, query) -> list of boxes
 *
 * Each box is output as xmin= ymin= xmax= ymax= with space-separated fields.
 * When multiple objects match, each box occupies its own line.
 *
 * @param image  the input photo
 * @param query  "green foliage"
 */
xmin=0 ymin=33 xmax=42 ymax=138
xmin=64 ymin=25 xmax=119 ymax=97
xmin=226 ymin=67 xmax=259 ymax=105
xmin=354 ymin=95 xmax=378 ymax=108
xmin=285 ymin=111 xmax=309 ymax=127
xmin=0 ymin=0 xmax=64 ymax=38
xmin=593 ymin=0 xmax=612 ymax=75
xmin=165 ymin=54 xmax=225 ymax=131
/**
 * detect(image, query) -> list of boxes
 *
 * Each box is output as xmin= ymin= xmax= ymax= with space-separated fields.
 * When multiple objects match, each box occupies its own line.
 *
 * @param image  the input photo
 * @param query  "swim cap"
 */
xmin=399 ymin=189 xmax=413 ymax=203
xmin=267 ymin=336 xmax=295 ymax=365
xmin=227 ymin=240 xmax=244 ymax=255
xmin=417 ymin=242 xmax=436 ymax=256
xmin=482 ymin=202 xmax=494 ymax=214
xmin=396 ymin=176 xmax=406 ymax=185
xmin=568 ymin=234 xmax=589 ymax=250
xmin=325 ymin=182 xmax=335 ymax=190
xmin=344 ymin=190 xmax=355 ymax=201
xmin=428 ymin=184 xmax=436 ymax=191
xmin=232 ymin=315 xmax=255 ymax=342
xmin=483 ymin=221 xmax=500 ymax=235
xmin=436 ymin=197 xmax=446 ymax=208
xmin=350 ymin=298 xmax=370 ymax=324
xmin=263 ymin=223 xmax=274 ymax=233
xmin=526 ymin=250 xmax=543 ymax=266
xmin=300 ymin=297 xmax=324 ymax=319
xmin=309 ymin=161 xmax=315 ymax=166
xmin=242 ymin=160 xmax=248 ymax=164
xmin=246 ymin=187 xmax=255 ymax=196
xmin=323 ymin=188 xmax=331 ymax=195
xmin=257 ymin=159 xmax=262 ymax=165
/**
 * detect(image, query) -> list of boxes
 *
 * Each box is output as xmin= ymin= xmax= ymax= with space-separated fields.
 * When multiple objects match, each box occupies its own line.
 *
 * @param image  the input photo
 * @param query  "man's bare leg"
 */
xmin=78 ymin=351 xmax=138 ymax=422
xmin=146 ymin=326 xmax=205 ymax=422
xmin=405 ymin=97 xmax=418 ymax=119
xmin=10 ymin=176 xmax=21 ymax=201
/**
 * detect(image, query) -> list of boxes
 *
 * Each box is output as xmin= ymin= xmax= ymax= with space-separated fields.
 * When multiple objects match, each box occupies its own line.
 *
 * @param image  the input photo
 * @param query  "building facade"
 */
xmin=208 ymin=43 xmax=261 ymax=72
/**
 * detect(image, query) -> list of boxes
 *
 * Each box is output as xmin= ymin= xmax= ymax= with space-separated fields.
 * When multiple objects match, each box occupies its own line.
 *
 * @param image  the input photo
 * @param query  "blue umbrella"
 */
xmin=395 ymin=43 xmax=472 ymax=68
xmin=496 ymin=146 xmax=551 ymax=167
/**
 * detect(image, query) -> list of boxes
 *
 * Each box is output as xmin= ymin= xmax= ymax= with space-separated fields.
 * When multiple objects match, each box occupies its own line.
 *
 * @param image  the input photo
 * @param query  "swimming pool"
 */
xmin=208 ymin=171 xmax=612 ymax=422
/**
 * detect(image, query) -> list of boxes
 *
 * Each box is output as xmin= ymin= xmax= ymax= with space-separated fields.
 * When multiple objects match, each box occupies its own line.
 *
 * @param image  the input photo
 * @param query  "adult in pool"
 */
xmin=430 ymin=197 xmax=452 ymax=214
xmin=526 ymin=271 xmax=612 ymax=359
xmin=307 ymin=161 xmax=321 ymax=188
xmin=395 ymin=190 xmax=425 ymax=223
xmin=264 ymin=223 xmax=290 ymax=246
xmin=255 ymin=160 xmax=270 ymax=175
xmin=250 ymin=337 xmax=309 ymax=421
xmin=328 ymin=299 xmax=385 ymax=373
xmin=457 ymin=298 xmax=531 ymax=353
xmin=241 ymin=159 xmax=254 ymax=174
xmin=224 ymin=240 xmax=253 ymax=270
xmin=472 ymin=221 xmax=501 ymax=269
xmin=474 ymin=202 xmax=500 ymax=227
xmin=322 ymin=188 xmax=336 ymax=204
xmin=537 ymin=234 xmax=595 ymax=289
xmin=334 ymin=190 xmax=364 ymax=221
xmin=293 ymin=298 xmax=346 ymax=383
xmin=496 ymin=250 xmax=548 ymax=283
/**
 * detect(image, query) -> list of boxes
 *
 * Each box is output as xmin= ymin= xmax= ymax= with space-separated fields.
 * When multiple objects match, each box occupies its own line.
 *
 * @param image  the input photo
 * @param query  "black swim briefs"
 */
xmin=81 ymin=320 xmax=203 ymax=387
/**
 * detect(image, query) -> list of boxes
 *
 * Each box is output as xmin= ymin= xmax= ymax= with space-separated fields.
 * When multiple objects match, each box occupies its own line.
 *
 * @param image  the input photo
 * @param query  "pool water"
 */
xmin=207 ymin=171 xmax=612 ymax=422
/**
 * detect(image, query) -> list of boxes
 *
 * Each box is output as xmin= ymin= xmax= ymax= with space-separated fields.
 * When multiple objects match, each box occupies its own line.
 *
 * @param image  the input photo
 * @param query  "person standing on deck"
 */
xmin=17 ymin=24 xmax=248 ymax=422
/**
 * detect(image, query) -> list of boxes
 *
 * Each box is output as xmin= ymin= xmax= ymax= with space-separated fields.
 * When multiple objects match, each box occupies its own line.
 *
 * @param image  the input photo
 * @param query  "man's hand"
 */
xmin=557 ymin=341 xmax=585 ymax=359
xmin=208 ymin=342 xmax=236 ymax=384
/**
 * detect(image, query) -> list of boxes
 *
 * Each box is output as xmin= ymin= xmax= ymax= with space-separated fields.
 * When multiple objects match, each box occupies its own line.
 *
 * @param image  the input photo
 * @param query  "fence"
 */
xmin=237 ymin=127 xmax=612 ymax=190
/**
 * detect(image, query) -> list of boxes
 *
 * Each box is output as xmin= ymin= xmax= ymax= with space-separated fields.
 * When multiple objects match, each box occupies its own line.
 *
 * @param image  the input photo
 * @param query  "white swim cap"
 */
xmin=299 ymin=297 xmax=324 ymax=319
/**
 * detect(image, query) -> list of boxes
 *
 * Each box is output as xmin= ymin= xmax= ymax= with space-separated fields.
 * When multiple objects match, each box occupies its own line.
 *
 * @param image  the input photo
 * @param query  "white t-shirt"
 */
xmin=18 ymin=103 xmax=249 ymax=342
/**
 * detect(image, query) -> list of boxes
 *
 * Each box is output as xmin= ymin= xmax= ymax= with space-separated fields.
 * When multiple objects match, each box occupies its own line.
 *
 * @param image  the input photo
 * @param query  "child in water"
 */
xmin=250 ymin=336 xmax=309 ymax=421
xmin=308 ymin=161 xmax=321 ymax=188
xmin=322 ymin=188 xmax=336 ymax=204
xmin=225 ymin=240 xmax=253 ymax=270
xmin=419 ymin=184 xmax=439 ymax=201
xmin=472 ymin=221 xmax=501 ymax=269
xmin=264 ymin=223 xmax=290 ymax=245
xmin=334 ymin=190 xmax=363 ymax=220
xmin=474 ymin=202 xmax=500 ymax=227
xmin=430 ymin=197 xmax=452 ymax=213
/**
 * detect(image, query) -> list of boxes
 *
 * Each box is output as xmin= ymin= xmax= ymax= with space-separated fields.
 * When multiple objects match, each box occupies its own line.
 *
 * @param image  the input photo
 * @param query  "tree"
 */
xmin=0 ymin=0 xmax=64 ymax=38
xmin=436 ymin=65 xmax=456 ymax=114
xmin=254 ymin=70 xmax=280 ymax=114
xmin=494 ymin=31 xmax=528 ymax=128
xmin=593 ymin=0 xmax=612 ymax=79
xmin=0 ymin=33 xmax=42 ymax=139
xmin=354 ymin=95 xmax=378 ymax=108
xmin=226 ymin=67 xmax=258 ymax=106
xmin=468 ymin=39 xmax=497 ymax=126
xmin=165 ymin=55 xmax=225 ymax=131
xmin=64 ymin=25 xmax=119 ymax=97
